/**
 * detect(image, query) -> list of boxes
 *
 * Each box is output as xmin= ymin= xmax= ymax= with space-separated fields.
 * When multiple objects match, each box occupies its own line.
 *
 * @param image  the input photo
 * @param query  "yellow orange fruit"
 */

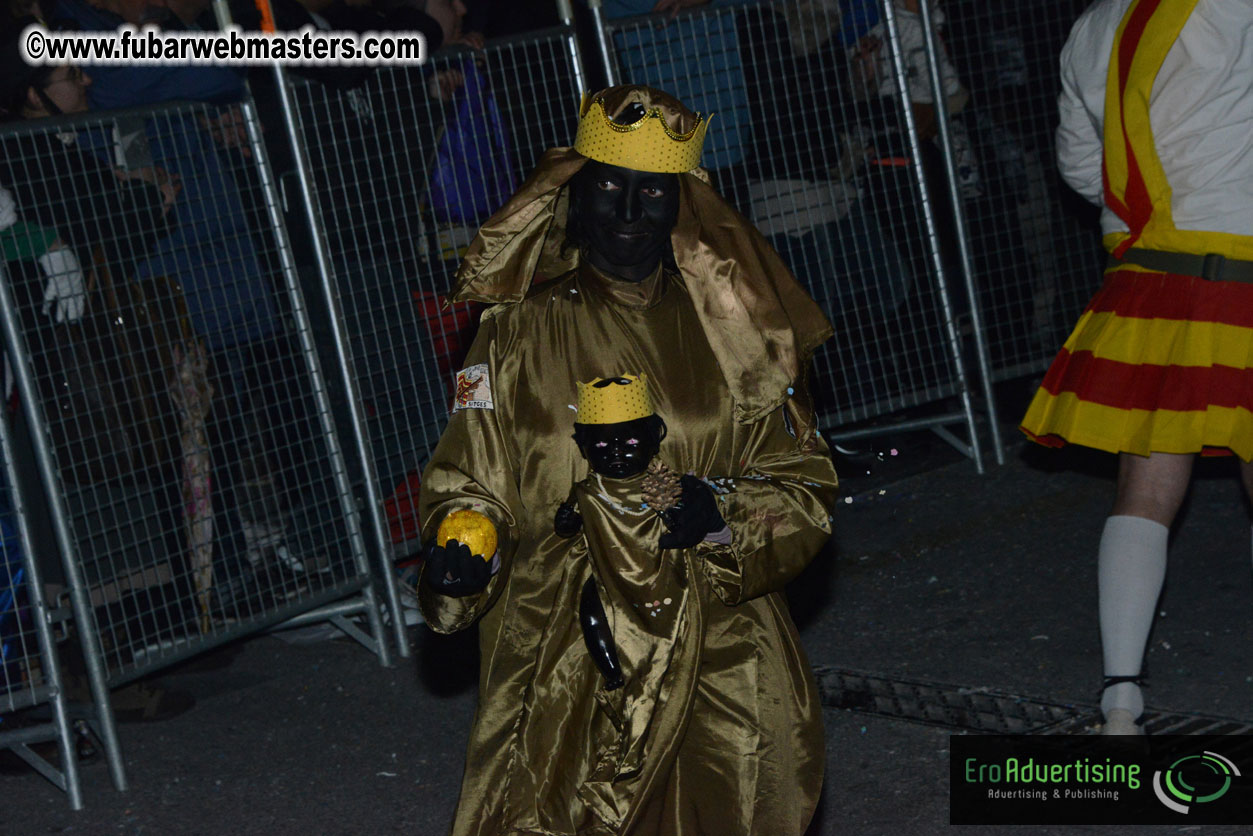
xmin=436 ymin=509 xmax=497 ymax=560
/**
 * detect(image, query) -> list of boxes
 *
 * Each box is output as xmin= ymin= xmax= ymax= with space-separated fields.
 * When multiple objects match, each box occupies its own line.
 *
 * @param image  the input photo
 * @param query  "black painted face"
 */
xmin=570 ymin=160 xmax=679 ymax=283
xmin=574 ymin=416 xmax=665 ymax=480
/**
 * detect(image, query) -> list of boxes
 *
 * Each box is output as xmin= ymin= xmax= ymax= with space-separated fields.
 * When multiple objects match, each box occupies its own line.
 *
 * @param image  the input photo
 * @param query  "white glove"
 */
xmin=36 ymin=246 xmax=87 ymax=324
xmin=0 ymin=186 xmax=15 ymax=231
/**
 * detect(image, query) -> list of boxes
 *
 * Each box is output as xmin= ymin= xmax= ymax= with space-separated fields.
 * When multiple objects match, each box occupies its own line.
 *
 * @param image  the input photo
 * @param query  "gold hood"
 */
xmin=448 ymin=87 xmax=833 ymax=430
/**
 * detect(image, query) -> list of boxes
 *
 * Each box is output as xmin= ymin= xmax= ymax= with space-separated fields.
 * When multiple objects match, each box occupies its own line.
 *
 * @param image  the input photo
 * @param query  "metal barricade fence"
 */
xmin=592 ymin=0 xmax=987 ymax=466
xmin=938 ymin=0 xmax=1103 ymax=386
xmin=0 ymin=290 xmax=83 ymax=805
xmin=0 ymin=0 xmax=1105 ymax=808
xmin=0 ymin=97 xmax=393 ymax=789
xmin=278 ymin=27 xmax=584 ymax=591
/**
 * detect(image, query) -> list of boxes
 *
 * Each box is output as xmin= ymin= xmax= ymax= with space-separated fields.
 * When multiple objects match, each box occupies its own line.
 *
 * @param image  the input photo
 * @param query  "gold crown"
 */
xmin=573 ymin=93 xmax=710 ymax=173
xmin=575 ymin=374 xmax=654 ymax=424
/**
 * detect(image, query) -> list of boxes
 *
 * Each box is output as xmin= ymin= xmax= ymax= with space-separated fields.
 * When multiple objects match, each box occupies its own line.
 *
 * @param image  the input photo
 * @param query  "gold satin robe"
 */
xmin=418 ymin=262 xmax=838 ymax=836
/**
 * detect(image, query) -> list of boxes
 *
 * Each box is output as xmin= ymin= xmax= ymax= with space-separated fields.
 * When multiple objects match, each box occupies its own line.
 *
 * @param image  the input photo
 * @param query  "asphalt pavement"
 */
xmin=3 ymin=428 xmax=1251 ymax=835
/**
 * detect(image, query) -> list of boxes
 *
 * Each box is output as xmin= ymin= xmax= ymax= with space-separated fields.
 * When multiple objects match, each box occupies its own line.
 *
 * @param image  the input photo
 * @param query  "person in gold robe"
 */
xmin=417 ymin=85 xmax=839 ymax=836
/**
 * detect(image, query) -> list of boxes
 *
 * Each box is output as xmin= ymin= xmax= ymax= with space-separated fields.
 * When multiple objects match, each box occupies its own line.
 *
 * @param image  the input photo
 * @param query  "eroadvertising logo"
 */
xmin=1153 ymin=751 xmax=1241 ymax=814
xmin=950 ymin=736 xmax=1253 ymax=825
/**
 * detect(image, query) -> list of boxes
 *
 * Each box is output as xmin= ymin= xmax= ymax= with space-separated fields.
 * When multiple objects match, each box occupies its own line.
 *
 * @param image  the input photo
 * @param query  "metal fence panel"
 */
xmin=0 ymin=411 xmax=45 ymax=720
xmin=599 ymin=0 xmax=979 ymax=439
xmin=0 ymin=308 xmax=82 ymax=805
xmin=281 ymin=29 xmax=583 ymax=564
xmin=927 ymin=0 xmax=1103 ymax=384
xmin=0 ymin=0 xmax=1103 ymax=807
xmin=0 ymin=98 xmax=389 ymax=694
xmin=0 ymin=469 xmax=45 ymax=715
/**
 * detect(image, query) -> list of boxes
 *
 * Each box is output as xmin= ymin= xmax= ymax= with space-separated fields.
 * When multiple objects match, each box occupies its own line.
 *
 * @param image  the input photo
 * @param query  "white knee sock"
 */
xmin=1098 ymin=514 xmax=1169 ymax=719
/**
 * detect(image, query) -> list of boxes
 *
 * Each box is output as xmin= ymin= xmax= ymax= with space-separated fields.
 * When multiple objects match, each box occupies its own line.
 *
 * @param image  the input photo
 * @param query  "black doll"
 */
xmin=555 ymin=375 xmax=724 ymax=691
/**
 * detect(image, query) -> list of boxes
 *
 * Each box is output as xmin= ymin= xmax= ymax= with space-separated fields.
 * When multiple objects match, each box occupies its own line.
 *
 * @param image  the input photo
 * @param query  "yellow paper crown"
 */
xmin=573 ymin=93 xmax=710 ymax=174
xmin=575 ymin=374 xmax=654 ymax=424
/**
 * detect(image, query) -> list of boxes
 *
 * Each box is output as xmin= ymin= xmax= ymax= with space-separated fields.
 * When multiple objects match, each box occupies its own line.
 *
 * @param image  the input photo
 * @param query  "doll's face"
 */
xmin=574 ymin=416 xmax=664 ymax=480
xmin=569 ymin=160 xmax=679 ymax=283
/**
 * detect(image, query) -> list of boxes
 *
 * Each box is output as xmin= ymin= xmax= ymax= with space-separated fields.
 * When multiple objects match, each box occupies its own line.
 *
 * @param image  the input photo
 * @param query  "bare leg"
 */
xmin=1111 ymin=451 xmax=1195 ymax=525
xmin=1099 ymin=453 xmax=1194 ymax=734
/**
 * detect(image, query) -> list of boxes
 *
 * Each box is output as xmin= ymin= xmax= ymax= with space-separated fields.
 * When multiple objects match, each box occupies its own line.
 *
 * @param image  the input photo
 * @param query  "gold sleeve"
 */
xmin=696 ymin=400 xmax=838 ymax=605
xmin=417 ymin=316 xmax=522 ymax=633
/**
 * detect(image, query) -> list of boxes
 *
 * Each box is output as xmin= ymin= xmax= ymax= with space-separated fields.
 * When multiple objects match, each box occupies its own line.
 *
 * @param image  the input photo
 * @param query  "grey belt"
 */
xmin=1108 ymin=247 xmax=1253 ymax=283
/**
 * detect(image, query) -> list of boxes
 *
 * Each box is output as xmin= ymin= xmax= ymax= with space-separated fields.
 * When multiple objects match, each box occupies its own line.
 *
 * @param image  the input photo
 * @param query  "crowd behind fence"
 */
xmin=0 ymin=0 xmax=1107 ymax=808
xmin=600 ymin=0 xmax=984 ymax=450
xmin=939 ymin=0 xmax=1104 ymax=383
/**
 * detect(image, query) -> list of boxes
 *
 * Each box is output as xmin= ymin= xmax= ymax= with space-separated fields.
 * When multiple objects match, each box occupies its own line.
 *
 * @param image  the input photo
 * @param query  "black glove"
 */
xmin=554 ymin=500 xmax=583 ymax=538
xmin=658 ymin=475 xmax=726 ymax=550
xmin=422 ymin=538 xmax=492 ymax=597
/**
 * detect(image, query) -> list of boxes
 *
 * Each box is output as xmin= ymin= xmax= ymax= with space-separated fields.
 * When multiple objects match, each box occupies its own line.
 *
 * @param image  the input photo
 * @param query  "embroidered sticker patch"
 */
xmin=453 ymin=363 xmax=494 ymax=412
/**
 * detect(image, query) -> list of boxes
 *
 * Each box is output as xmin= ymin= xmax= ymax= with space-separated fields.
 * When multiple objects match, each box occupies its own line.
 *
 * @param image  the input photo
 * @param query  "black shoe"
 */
xmin=832 ymin=445 xmax=876 ymax=478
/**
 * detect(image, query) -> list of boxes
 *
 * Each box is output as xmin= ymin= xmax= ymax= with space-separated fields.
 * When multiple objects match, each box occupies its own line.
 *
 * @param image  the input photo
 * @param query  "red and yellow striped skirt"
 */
xmin=1020 ymin=266 xmax=1253 ymax=461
